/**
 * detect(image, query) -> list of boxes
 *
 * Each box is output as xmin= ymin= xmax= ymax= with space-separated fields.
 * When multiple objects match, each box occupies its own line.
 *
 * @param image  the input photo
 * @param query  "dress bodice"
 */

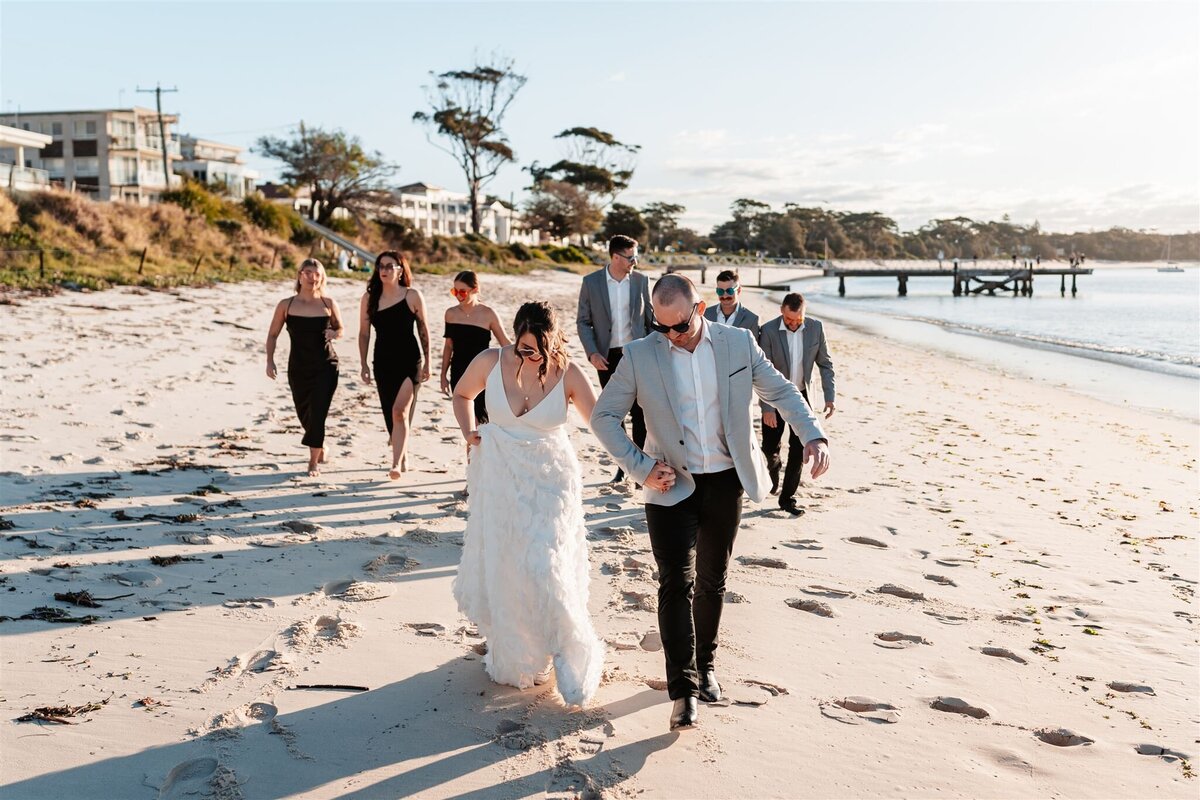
xmin=484 ymin=354 xmax=568 ymax=436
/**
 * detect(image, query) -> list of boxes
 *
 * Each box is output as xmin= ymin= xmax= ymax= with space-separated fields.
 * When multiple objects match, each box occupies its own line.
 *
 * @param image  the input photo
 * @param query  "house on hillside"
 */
xmin=0 ymin=107 xmax=184 ymax=203
xmin=0 ymin=124 xmax=52 ymax=191
xmin=174 ymin=137 xmax=258 ymax=200
xmin=383 ymin=182 xmax=536 ymax=245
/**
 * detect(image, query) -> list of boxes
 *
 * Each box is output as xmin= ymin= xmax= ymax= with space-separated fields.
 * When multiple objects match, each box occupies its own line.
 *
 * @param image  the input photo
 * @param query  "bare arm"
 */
xmin=409 ymin=289 xmax=432 ymax=382
xmin=325 ymin=298 xmax=345 ymax=341
xmin=357 ymin=294 xmax=372 ymax=383
xmin=453 ymin=348 xmax=500 ymax=444
xmin=489 ymin=307 xmax=511 ymax=347
xmin=564 ymin=361 xmax=598 ymax=424
xmin=265 ymin=299 xmax=288 ymax=379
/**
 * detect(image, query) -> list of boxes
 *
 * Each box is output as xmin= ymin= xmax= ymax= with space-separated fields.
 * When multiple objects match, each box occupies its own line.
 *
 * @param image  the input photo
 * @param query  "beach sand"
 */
xmin=0 ymin=269 xmax=1196 ymax=799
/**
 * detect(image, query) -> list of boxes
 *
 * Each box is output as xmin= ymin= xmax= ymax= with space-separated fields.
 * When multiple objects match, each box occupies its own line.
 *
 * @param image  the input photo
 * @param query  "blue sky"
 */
xmin=2 ymin=1 xmax=1197 ymax=233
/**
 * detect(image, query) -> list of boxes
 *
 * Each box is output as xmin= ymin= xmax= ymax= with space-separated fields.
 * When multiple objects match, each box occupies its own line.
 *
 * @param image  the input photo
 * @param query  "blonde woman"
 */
xmin=266 ymin=258 xmax=344 ymax=476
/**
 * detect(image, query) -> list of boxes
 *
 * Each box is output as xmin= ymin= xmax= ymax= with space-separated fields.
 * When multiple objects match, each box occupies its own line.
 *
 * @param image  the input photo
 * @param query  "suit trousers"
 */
xmin=597 ymin=347 xmax=646 ymax=450
xmin=761 ymin=390 xmax=809 ymax=502
xmin=644 ymin=469 xmax=743 ymax=699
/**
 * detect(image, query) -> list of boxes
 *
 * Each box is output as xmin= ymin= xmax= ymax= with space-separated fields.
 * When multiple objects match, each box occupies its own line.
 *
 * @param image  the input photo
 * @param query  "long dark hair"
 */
xmin=512 ymin=301 xmax=568 ymax=386
xmin=366 ymin=251 xmax=412 ymax=319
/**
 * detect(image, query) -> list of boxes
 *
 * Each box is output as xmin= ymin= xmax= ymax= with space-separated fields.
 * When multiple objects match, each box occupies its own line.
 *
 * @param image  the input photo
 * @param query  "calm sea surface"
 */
xmin=795 ymin=265 xmax=1199 ymax=376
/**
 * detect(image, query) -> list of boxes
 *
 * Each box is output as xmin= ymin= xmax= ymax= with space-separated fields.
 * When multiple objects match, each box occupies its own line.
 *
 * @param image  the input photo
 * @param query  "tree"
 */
xmin=413 ymin=56 xmax=527 ymax=235
xmin=523 ymin=180 xmax=602 ymax=242
xmin=601 ymin=204 xmax=648 ymax=242
xmin=256 ymin=125 xmax=398 ymax=226
xmin=641 ymin=201 xmax=686 ymax=250
xmin=530 ymin=127 xmax=640 ymax=211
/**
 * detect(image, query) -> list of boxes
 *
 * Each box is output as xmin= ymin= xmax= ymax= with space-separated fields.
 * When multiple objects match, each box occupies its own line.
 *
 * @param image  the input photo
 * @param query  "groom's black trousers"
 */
xmin=645 ymin=468 xmax=743 ymax=700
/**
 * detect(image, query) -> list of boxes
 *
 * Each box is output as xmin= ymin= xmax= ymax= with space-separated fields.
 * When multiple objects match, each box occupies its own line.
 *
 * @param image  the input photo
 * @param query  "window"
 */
xmin=74 ymin=120 xmax=98 ymax=137
xmin=42 ymin=158 xmax=65 ymax=177
xmin=73 ymin=157 xmax=99 ymax=176
xmin=51 ymin=122 xmax=62 ymax=137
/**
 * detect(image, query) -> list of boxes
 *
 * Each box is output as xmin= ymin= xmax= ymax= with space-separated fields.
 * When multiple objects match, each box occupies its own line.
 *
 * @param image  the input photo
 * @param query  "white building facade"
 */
xmin=175 ymin=137 xmax=258 ymax=200
xmin=0 ymin=124 xmax=53 ymax=191
xmin=387 ymin=183 xmax=534 ymax=244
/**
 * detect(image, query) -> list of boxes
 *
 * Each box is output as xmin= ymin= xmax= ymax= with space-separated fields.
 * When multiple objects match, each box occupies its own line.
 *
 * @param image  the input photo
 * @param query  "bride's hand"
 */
xmin=644 ymin=461 xmax=676 ymax=493
xmin=463 ymin=430 xmax=481 ymax=446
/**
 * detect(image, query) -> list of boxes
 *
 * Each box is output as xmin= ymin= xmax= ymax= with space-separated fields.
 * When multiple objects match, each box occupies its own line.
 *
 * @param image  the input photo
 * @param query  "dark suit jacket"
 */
xmin=757 ymin=315 xmax=835 ymax=412
xmin=703 ymin=304 xmax=760 ymax=339
xmin=576 ymin=267 xmax=654 ymax=359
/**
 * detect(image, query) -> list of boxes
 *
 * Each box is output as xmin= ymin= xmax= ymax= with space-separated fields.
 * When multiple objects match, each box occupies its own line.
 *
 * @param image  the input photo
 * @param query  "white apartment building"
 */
xmin=0 ymin=124 xmax=53 ymax=191
xmin=387 ymin=182 xmax=534 ymax=244
xmin=0 ymin=107 xmax=183 ymax=203
xmin=175 ymin=136 xmax=259 ymax=200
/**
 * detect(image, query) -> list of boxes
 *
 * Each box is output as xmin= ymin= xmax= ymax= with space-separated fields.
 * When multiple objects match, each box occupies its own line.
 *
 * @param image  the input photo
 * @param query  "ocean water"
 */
xmin=795 ymin=265 xmax=1200 ymax=377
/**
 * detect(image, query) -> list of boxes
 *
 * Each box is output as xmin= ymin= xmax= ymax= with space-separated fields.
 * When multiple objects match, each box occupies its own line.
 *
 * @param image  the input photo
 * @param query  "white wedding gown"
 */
xmin=452 ymin=357 xmax=604 ymax=706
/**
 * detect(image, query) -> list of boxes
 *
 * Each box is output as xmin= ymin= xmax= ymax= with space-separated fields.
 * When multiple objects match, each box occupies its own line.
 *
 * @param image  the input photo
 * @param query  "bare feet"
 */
xmin=318 ymin=448 xmax=327 ymax=464
xmin=388 ymin=465 xmax=401 ymax=480
xmin=307 ymin=463 xmax=320 ymax=477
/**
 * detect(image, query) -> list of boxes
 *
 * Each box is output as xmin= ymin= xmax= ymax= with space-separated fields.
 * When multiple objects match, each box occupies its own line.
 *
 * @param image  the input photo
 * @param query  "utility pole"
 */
xmin=137 ymin=82 xmax=178 ymax=191
xmin=299 ymin=119 xmax=315 ymax=219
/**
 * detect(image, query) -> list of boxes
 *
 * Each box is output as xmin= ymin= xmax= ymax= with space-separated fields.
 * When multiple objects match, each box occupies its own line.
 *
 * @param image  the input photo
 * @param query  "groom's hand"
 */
xmin=803 ymin=440 xmax=830 ymax=479
xmin=644 ymin=461 xmax=676 ymax=493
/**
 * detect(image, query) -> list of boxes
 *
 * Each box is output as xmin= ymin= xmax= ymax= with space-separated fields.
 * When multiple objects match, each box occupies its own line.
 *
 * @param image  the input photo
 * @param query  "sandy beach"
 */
xmin=1 ymin=268 xmax=1196 ymax=799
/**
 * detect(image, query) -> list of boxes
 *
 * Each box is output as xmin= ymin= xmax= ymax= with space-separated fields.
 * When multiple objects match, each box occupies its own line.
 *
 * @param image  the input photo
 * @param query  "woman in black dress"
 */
xmin=265 ymin=258 xmax=344 ymax=477
xmin=439 ymin=270 xmax=510 ymax=425
xmin=358 ymin=251 xmax=430 ymax=479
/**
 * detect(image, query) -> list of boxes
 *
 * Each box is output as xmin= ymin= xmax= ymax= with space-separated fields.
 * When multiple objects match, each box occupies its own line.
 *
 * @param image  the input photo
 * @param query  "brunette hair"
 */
xmin=366 ymin=251 xmax=413 ymax=320
xmin=512 ymin=301 xmax=568 ymax=386
xmin=453 ymin=270 xmax=479 ymax=290
xmin=608 ymin=234 xmax=638 ymax=257
xmin=781 ymin=292 xmax=806 ymax=312
xmin=716 ymin=269 xmax=739 ymax=284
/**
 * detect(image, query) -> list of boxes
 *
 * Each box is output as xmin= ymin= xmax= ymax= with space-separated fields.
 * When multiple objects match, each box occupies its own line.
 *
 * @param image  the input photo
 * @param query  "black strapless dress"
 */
xmin=285 ymin=300 xmax=338 ymax=449
xmin=446 ymin=321 xmax=493 ymax=424
xmin=371 ymin=297 xmax=422 ymax=435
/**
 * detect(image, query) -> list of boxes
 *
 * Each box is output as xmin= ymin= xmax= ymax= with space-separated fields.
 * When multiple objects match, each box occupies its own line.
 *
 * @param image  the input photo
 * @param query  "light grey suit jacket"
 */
xmin=576 ymin=267 xmax=654 ymax=359
xmin=591 ymin=321 xmax=827 ymax=506
xmin=758 ymin=315 xmax=836 ymax=413
xmin=703 ymin=304 xmax=760 ymax=339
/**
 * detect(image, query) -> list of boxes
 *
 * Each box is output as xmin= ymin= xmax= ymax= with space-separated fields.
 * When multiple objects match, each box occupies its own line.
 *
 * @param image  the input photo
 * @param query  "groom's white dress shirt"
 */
xmin=605 ymin=267 xmax=634 ymax=348
xmin=785 ymin=321 xmax=806 ymax=386
xmin=668 ymin=321 xmax=734 ymax=475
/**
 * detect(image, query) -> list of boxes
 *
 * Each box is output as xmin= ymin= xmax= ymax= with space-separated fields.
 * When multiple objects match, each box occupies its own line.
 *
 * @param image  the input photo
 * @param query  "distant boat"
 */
xmin=1157 ymin=233 xmax=1181 ymax=271
xmin=1157 ymin=266 xmax=1184 ymax=273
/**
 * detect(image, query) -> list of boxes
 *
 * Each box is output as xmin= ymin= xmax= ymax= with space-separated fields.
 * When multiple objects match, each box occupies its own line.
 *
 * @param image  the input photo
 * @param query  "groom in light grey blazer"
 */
xmin=577 ymin=235 xmax=654 ymax=483
xmin=591 ymin=274 xmax=830 ymax=732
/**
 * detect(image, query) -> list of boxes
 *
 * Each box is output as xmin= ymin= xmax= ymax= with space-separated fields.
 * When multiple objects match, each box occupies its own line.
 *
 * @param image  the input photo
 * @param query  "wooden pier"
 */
xmin=764 ymin=265 xmax=1093 ymax=297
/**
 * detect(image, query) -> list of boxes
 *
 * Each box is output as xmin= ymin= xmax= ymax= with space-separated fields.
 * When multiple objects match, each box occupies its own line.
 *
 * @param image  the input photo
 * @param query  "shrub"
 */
xmin=544 ymin=245 xmax=590 ymax=264
xmin=329 ymin=217 xmax=358 ymax=236
xmin=162 ymin=180 xmax=240 ymax=225
xmin=241 ymin=194 xmax=291 ymax=238
xmin=507 ymin=241 xmax=533 ymax=261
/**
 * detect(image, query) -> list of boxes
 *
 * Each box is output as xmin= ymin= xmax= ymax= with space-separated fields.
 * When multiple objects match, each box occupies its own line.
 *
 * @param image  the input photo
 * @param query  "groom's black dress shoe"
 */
xmin=610 ymin=468 xmax=626 ymax=484
xmin=669 ymin=697 xmax=699 ymax=731
xmin=779 ymin=498 xmax=805 ymax=516
xmin=698 ymin=669 xmax=722 ymax=703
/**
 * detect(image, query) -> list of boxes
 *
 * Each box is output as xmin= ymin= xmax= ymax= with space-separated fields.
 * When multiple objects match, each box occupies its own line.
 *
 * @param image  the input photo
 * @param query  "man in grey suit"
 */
xmin=758 ymin=292 xmax=836 ymax=515
xmin=591 ymin=274 xmax=830 ymax=731
xmin=702 ymin=269 xmax=760 ymax=338
xmin=577 ymin=234 xmax=654 ymax=483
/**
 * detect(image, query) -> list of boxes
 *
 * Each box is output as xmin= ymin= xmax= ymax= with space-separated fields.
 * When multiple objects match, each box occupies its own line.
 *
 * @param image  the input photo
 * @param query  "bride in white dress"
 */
xmin=451 ymin=301 xmax=605 ymax=706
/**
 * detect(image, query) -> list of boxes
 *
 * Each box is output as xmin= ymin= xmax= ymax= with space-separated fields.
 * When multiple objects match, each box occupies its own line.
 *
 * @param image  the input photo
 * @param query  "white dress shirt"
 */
xmin=668 ymin=321 xmax=734 ymax=474
xmin=606 ymin=267 xmax=634 ymax=348
xmin=785 ymin=321 xmax=806 ymax=387
xmin=718 ymin=304 xmax=739 ymax=325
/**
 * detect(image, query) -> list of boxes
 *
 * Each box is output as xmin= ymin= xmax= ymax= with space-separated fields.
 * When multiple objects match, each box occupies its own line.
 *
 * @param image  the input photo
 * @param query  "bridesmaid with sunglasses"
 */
xmin=440 ymin=271 xmax=510 ymax=425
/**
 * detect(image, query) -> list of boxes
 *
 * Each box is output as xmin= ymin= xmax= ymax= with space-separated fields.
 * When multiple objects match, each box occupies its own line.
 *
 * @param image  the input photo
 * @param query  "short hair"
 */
xmin=781 ymin=292 xmax=806 ymax=312
xmin=608 ymin=234 xmax=638 ymax=256
xmin=652 ymin=273 xmax=700 ymax=306
xmin=716 ymin=269 xmax=739 ymax=284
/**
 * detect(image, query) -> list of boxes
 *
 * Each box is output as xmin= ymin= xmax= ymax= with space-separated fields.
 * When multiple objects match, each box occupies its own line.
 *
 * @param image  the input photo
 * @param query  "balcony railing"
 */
xmin=3 ymin=164 xmax=50 ymax=190
xmin=110 ymin=134 xmax=181 ymax=156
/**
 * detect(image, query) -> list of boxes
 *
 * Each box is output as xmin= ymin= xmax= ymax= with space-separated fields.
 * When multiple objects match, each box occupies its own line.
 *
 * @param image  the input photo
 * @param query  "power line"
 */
xmin=136 ymin=83 xmax=178 ymax=190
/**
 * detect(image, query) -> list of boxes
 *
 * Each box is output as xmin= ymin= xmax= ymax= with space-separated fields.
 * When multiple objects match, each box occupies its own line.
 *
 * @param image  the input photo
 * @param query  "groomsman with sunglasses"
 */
xmin=702 ymin=270 xmax=760 ymax=338
xmin=758 ymin=292 xmax=836 ymax=515
xmin=577 ymin=235 xmax=654 ymax=483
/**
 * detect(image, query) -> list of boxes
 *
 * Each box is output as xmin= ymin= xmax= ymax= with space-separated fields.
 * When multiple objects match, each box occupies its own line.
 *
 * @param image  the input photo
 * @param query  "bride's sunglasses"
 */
xmin=516 ymin=345 xmax=544 ymax=361
xmin=650 ymin=303 xmax=698 ymax=334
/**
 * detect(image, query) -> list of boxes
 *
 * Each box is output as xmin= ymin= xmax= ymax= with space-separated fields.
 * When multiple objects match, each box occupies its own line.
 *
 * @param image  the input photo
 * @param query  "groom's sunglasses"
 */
xmin=715 ymin=286 xmax=738 ymax=297
xmin=650 ymin=303 xmax=698 ymax=334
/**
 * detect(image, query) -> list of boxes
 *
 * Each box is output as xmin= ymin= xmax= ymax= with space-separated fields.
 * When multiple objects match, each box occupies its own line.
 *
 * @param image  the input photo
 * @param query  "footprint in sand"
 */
xmin=639 ymin=630 xmax=663 ymax=651
xmin=782 ymin=539 xmax=823 ymax=551
xmin=724 ymin=591 xmax=749 ymax=604
xmin=930 ymin=697 xmax=990 ymax=719
xmin=407 ymin=622 xmax=446 ymax=637
xmin=786 ymin=598 xmax=835 ymax=617
xmin=1136 ymin=743 xmax=1192 ymax=762
xmin=289 ymin=616 xmax=359 ymax=650
xmin=363 ymin=553 xmax=421 ymax=579
xmin=872 ymin=584 xmax=926 ymax=601
xmin=109 ymin=569 xmax=161 ymax=588
xmin=737 ymin=555 xmax=789 ymax=569
xmin=801 ymin=584 xmax=856 ymax=599
xmin=924 ymin=574 xmax=957 ymax=587
xmin=977 ymin=647 xmax=1027 ymax=664
xmin=1108 ymin=681 xmax=1155 ymax=695
xmin=820 ymin=696 xmax=901 ymax=724
xmin=546 ymin=764 xmax=601 ymax=800
xmin=875 ymin=632 xmax=931 ymax=649
xmin=934 ymin=557 xmax=975 ymax=568
xmin=621 ymin=591 xmax=656 ymax=612
xmin=924 ymin=611 xmax=968 ymax=625
xmin=322 ymin=579 xmax=388 ymax=602
xmin=845 ymin=536 xmax=888 ymax=549
xmin=157 ymin=757 xmax=221 ymax=800
xmin=1034 ymin=728 xmax=1094 ymax=747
